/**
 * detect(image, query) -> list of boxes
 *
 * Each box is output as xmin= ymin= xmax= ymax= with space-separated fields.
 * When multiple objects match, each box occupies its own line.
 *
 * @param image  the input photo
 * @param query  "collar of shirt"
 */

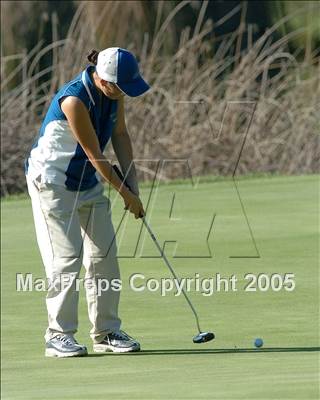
xmin=84 ymin=65 xmax=102 ymax=107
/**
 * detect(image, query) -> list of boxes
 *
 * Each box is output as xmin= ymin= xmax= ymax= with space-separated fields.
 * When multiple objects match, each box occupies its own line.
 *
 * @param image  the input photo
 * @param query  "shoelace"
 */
xmin=55 ymin=334 xmax=77 ymax=346
xmin=107 ymin=330 xmax=132 ymax=342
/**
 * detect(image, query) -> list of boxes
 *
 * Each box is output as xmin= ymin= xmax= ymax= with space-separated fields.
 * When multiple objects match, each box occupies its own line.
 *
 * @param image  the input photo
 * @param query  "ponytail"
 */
xmin=87 ymin=49 xmax=99 ymax=65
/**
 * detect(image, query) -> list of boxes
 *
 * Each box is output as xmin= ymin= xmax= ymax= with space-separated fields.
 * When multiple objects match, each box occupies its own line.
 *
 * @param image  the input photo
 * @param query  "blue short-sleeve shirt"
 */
xmin=26 ymin=65 xmax=118 ymax=191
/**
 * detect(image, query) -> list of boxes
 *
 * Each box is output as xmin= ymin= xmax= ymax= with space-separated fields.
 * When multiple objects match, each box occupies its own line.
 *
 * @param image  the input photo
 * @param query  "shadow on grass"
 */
xmin=87 ymin=347 xmax=320 ymax=357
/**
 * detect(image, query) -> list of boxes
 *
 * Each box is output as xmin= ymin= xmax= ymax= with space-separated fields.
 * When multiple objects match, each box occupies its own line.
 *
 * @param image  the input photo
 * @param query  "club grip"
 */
xmin=113 ymin=164 xmax=144 ymax=219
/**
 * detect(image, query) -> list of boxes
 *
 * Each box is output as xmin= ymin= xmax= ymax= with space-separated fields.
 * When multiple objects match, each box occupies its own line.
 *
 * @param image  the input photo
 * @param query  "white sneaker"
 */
xmin=45 ymin=334 xmax=88 ymax=358
xmin=93 ymin=330 xmax=140 ymax=353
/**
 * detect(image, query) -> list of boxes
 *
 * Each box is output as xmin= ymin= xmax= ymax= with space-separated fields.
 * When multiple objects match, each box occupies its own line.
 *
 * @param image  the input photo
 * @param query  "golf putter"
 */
xmin=112 ymin=164 xmax=215 ymax=344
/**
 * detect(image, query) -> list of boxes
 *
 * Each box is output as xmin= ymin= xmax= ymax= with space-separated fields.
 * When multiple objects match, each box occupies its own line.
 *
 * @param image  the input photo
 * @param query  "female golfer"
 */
xmin=25 ymin=47 xmax=149 ymax=357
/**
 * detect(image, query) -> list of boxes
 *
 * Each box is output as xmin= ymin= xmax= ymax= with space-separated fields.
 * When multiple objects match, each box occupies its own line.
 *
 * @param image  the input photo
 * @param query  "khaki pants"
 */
xmin=27 ymin=177 xmax=121 ymax=343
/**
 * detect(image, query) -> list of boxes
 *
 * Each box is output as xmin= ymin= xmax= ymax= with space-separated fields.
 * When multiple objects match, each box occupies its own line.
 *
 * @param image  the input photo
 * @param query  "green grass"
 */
xmin=1 ymin=175 xmax=319 ymax=399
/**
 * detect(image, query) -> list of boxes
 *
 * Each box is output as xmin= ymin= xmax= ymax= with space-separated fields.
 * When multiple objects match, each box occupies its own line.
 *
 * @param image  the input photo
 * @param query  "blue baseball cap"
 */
xmin=96 ymin=47 xmax=150 ymax=97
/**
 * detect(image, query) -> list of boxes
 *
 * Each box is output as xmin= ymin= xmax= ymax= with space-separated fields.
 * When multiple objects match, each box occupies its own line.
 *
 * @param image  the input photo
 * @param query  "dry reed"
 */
xmin=1 ymin=1 xmax=319 ymax=195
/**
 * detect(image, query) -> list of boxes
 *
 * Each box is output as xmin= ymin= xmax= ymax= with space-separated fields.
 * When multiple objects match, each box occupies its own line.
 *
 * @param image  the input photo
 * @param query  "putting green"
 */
xmin=1 ymin=175 xmax=319 ymax=399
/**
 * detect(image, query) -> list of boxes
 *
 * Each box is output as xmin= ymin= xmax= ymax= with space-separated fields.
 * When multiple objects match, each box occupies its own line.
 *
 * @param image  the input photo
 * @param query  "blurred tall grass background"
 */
xmin=1 ymin=0 xmax=319 ymax=196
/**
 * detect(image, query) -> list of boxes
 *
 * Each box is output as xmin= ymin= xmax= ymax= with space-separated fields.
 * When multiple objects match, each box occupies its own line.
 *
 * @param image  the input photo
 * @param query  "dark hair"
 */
xmin=87 ymin=49 xmax=99 ymax=65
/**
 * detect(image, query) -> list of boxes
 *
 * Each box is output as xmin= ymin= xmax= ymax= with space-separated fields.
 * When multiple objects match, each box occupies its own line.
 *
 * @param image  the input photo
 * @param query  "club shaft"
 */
xmin=142 ymin=217 xmax=202 ymax=333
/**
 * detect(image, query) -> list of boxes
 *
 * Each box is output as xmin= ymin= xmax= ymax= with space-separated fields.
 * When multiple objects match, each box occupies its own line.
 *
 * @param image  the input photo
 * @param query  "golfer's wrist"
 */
xmin=119 ymin=185 xmax=132 ymax=201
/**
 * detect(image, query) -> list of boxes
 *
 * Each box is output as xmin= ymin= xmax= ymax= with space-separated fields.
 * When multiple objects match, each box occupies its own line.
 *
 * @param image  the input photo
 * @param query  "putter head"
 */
xmin=193 ymin=332 xmax=215 ymax=344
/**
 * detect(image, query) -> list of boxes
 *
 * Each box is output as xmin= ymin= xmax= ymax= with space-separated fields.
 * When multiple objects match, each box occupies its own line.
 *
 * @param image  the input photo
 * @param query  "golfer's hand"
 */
xmin=124 ymin=192 xmax=145 ymax=219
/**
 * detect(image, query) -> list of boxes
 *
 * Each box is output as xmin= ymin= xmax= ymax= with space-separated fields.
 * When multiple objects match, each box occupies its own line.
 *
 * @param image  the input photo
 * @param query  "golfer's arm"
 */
xmin=111 ymin=97 xmax=139 ymax=195
xmin=61 ymin=96 xmax=131 ymax=198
